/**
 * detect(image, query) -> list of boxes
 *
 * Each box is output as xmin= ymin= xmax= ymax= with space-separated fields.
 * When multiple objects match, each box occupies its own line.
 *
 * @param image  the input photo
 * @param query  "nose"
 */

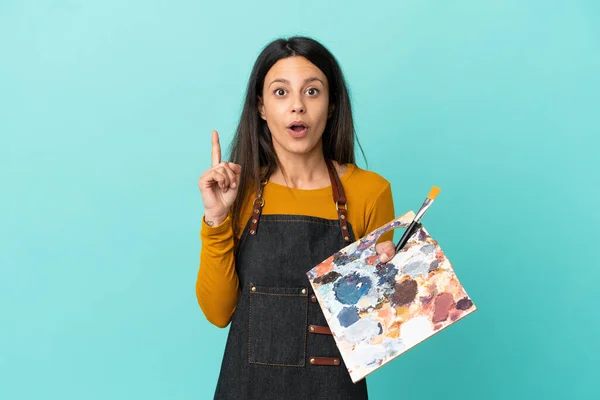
xmin=291 ymin=93 xmax=305 ymax=114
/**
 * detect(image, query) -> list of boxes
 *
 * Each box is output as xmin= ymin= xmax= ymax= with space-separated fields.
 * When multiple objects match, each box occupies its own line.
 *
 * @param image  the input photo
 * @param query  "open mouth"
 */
xmin=287 ymin=122 xmax=308 ymax=132
xmin=287 ymin=121 xmax=308 ymax=137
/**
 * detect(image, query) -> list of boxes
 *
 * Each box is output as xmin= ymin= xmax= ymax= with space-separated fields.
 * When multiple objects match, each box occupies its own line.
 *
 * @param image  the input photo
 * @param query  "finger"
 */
xmin=227 ymin=162 xmax=242 ymax=174
xmin=375 ymin=242 xmax=388 ymax=254
xmin=377 ymin=242 xmax=396 ymax=262
xmin=211 ymin=170 xmax=229 ymax=189
xmin=215 ymin=164 xmax=236 ymax=189
xmin=227 ymin=163 xmax=241 ymax=188
xmin=211 ymin=130 xmax=221 ymax=167
xmin=198 ymin=168 xmax=220 ymax=189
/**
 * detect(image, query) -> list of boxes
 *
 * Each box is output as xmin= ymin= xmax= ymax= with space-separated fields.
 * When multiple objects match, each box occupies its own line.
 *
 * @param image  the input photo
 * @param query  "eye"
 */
xmin=274 ymin=88 xmax=287 ymax=96
xmin=306 ymin=88 xmax=319 ymax=96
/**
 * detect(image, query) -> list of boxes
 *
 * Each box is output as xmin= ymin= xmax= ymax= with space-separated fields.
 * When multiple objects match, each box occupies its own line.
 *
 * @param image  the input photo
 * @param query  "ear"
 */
xmin=258 ymin=96 xmax=266 ymax=120
xmin=328 ymin=103 xmax=335 ymax=118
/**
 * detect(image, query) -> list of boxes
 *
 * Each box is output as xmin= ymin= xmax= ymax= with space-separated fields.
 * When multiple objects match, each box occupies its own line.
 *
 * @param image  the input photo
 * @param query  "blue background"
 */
xmin=1 ymin=1 xmax=598 ymax=399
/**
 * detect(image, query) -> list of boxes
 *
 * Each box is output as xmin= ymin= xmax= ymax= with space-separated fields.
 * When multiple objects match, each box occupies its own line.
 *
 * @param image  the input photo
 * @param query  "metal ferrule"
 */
xmin=415 ymin=198 xmax=434 ymax=222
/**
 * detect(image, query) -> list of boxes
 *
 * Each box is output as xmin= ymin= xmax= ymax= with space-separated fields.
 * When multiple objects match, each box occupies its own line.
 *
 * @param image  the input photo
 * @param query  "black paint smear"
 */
xmin=429 ymin=259 xmax=440 ymax=272
xmin=418 ymin=226 xmax=428 ymax=241
xmin=333 ymin=251 xmax=360 ymax=266
xmin=314 ymin=271 xmax=341 ymax=285
xmin=456 ymin=297 xmax=474 ymax=310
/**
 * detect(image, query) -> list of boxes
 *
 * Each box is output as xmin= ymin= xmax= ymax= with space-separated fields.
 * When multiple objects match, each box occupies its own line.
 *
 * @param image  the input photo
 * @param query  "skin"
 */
xmin=257 ymin=55 xmax=333 ymax=187
xmin=198 ymin=56 xmax=395 ymax=263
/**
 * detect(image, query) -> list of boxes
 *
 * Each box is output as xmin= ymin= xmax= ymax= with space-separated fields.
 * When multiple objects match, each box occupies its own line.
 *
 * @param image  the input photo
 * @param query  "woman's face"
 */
xmin=258 ymin=56 xmax=333 ymax=160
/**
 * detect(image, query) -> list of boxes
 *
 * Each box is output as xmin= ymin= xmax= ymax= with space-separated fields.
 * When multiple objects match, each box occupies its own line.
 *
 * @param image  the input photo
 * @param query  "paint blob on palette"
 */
xmin=306 ymin=211 xmax=477 ymax=383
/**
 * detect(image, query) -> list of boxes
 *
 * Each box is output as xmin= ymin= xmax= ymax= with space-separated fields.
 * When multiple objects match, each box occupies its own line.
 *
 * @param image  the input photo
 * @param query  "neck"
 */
xmin=269 ymin=151 xmax=330 ymax=190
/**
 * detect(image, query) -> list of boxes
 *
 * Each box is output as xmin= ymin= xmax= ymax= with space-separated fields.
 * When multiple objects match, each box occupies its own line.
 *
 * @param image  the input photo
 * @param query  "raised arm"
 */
xmin=196 ymin=130 xmax=242 ymax=328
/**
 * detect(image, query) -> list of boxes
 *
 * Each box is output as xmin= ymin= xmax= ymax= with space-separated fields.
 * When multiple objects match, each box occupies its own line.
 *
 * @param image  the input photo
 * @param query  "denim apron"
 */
xmin=213 ymin=160 xmax=368 ymax=399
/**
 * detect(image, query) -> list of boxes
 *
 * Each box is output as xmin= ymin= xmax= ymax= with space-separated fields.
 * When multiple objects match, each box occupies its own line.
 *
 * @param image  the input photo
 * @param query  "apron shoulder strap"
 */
xmin=325 ymin=160 xmax=351 ymax=243
xmin=247 ymin=160 xmax=351 ymax=243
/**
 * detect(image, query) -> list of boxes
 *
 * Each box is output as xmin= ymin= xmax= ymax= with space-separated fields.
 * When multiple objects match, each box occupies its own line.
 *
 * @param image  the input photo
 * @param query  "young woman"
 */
xmin=197 ymin=36 xmax=397 ymax=399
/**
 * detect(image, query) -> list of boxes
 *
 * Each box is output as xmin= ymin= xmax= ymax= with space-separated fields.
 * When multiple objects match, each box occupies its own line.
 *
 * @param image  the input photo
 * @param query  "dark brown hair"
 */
xmin=227 ymin=36 xmax=365 ymax=237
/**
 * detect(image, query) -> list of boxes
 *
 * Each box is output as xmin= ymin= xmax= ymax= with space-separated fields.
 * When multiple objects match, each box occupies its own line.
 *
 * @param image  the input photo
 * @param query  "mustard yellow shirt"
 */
xmin=196 ymin=164 xmax=396 ymax=327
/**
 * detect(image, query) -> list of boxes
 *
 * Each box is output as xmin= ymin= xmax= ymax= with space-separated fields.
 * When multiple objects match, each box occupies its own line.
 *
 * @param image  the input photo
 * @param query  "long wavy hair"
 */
xmin=227 ymin=36 xmax=365 ymax=237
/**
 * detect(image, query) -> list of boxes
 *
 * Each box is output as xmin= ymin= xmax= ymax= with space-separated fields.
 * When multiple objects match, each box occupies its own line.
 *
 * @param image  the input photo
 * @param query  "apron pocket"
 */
xmin=248 ymin=285 xmax=308 ymax=367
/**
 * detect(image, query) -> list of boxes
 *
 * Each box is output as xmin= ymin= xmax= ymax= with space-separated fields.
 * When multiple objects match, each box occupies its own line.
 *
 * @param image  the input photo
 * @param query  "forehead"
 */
xmin=264 ymin=56 xmax=327 ymax=85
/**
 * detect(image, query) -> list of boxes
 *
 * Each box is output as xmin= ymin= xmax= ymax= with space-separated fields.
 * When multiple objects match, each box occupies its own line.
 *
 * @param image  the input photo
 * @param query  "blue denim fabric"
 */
xmin=213 ymin=214 xmax=368 ymax=399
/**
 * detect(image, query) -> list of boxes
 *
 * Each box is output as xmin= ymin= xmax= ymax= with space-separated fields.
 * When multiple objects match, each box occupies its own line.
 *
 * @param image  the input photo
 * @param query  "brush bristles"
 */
xmin=427 ymin=186 xmax=441 ymax=200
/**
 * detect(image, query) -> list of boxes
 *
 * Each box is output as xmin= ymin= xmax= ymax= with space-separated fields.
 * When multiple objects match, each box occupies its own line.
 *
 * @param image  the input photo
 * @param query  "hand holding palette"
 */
xmin=306 ymin=205 xmax=476 ymax=383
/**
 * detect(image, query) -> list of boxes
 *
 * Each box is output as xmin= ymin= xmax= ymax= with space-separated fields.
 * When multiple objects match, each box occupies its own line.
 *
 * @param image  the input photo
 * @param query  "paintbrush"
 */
xmin=394 ymin=186 xmax=441 ymax=254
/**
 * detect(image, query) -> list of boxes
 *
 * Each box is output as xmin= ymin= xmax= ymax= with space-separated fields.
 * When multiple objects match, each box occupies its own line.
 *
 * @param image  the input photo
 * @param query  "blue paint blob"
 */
xmin=338 ymin=306 xmax=360 ymax=327
xmin=420 ymin=244 xmax=435 ymax=254
xmin=376 ymin=263 xmax=398 ymax=286
xmin=333 ymin=273 xmax=372 ymax=305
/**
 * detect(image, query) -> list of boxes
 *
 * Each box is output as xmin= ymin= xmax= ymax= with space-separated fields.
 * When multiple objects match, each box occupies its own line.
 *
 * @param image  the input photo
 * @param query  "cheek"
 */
xmin=263 ymin=99 xmax=285 ymax=119
xmin=263 ymin=102 xmax=286 ymax=133
xmin=313 ymin=100 xmax=331 ymax=122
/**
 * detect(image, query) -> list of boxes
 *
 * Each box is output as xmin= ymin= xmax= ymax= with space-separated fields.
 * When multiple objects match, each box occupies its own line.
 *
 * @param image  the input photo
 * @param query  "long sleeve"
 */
xmin=196 ymin=215 xmax=240 ymax=328
xmin=195 ymin=164 xmax=396 ymax=327
xmin=364 ymin=182 xmax=396 ymax=243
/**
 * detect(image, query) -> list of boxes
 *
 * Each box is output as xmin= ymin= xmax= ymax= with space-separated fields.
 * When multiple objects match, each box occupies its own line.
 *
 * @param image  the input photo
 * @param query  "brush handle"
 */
xmin=394 ymin=220 xmax=419 ymax=254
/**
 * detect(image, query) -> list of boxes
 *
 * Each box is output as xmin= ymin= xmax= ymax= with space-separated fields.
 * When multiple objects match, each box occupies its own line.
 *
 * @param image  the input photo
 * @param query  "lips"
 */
xmin=287 ymin=121 xmax=308 ymax=130
xmin=287 ymin=121 xmax=308 ymax=138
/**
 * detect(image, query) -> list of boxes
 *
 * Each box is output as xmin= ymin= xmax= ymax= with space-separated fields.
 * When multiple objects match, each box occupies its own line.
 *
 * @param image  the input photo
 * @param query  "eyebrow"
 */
xmin=268 ymin=77 xmax=325 ymax=88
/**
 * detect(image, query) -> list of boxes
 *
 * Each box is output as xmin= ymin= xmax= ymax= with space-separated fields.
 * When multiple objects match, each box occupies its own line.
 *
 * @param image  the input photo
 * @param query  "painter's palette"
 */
xmin=306 ymin=211 xmax=476 ymax=383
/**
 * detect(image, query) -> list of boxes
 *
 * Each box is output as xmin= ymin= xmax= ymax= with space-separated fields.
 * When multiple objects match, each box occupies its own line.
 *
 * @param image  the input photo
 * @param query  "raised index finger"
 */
xmin=211 ymin=130 xmax=221 ymax=167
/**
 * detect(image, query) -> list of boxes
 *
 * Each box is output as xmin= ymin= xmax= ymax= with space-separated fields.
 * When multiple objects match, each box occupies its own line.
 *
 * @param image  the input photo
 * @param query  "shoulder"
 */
xmin=342 ymin=163 xmax=391 ymax=196
xmin=341 ymin=163 xmax=394 ymax=216
xmin=339 ymin=164 xmax=395 ymax=239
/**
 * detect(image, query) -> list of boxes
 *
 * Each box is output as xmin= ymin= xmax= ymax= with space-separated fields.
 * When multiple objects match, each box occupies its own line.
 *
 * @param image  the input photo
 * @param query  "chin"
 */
xmin=275 ymin=147 xmax=312 ymax=158
xmin=272 ymin=131 xmax=323 ymax=156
